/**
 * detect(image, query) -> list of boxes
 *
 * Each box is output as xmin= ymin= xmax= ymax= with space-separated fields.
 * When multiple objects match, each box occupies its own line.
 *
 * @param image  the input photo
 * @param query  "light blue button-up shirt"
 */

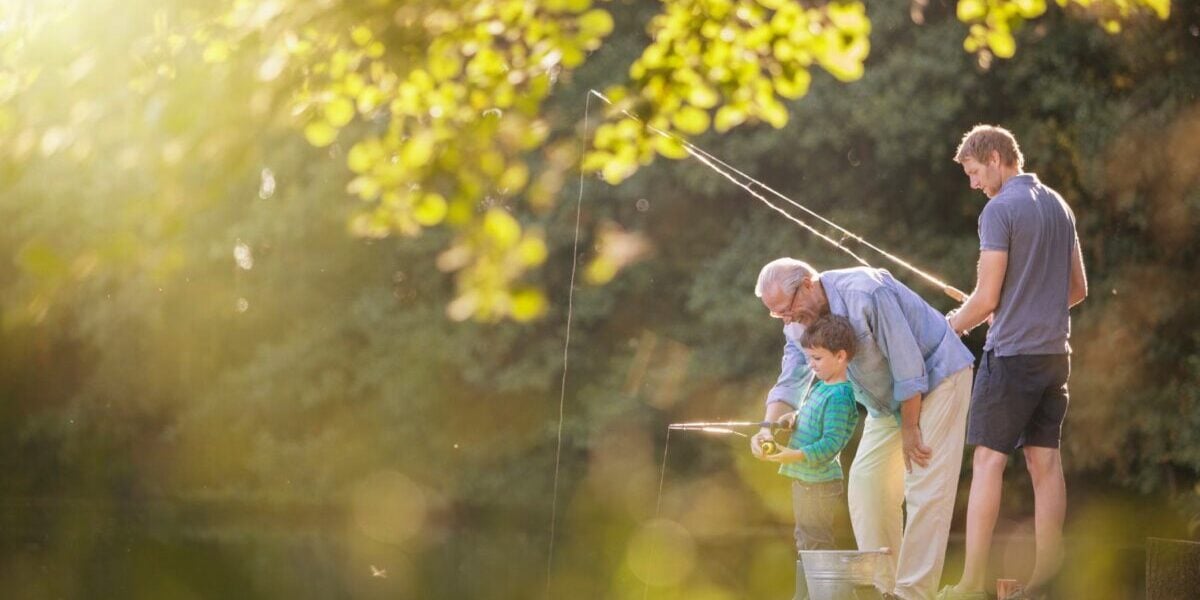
xmin=767 ymin=268 xmax=974 ymax=418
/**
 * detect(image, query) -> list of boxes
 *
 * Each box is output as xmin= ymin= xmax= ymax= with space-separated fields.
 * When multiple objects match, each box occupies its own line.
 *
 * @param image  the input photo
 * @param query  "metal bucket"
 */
xmin=798 ymin=549 xmax=888 ymax=600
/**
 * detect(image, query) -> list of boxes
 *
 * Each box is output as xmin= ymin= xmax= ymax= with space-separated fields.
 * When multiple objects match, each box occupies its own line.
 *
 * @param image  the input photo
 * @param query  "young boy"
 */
xmin=764 ymin=314 xmax=860 ymax=599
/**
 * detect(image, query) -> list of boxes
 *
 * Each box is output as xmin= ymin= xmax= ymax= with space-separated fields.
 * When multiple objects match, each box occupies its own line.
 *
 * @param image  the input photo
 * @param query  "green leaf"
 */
xmin=773 ymin=68 xmax=811 ymax=100
xmin=498 ymin=163 xmax=529 ymax=192
xmin=601 ymin=159 xmax=637 ymax=184
xmin=957 ymin=0 xmax=987 ymax=22
xmin=1014 ymin=0 xmax=1047 ymax=19
xmin=564 ymin=0 xmax=591 ymax=12
xmin=671 ymin=105 xmax=710 ymax=135
xmin=578 ymin=9 xmax=613 ymax=38
xmin=714 ymin=105 xmax=746 ymax=133
xmin=584 ymin=255 xmax=617 ymax=285
xmin=402 ymin=133 xmax=435 ymax=168
xmin=510 ymin=288 xmax=547 ymax=322
xmin=517 ymin=236 xmax=548 ymax=266
xmin=686 ymin=84 xmax=719 ymax=109
xmin=470 ymin=47 xmax=507 ymax=78
xmin=347 ymin=141 xmax=376 ymax=174
xmin=483 ymin=209 xmax=521 ymax=247
xmin=357 ymin=86 xmax=384 ymax=113
xmin=1144 ymin=0 xmax=1171 ymax=18
xmin=348 ymin=176 xmax=381 ymax=201
xmin=429 ymin=51 xmax=463 ymax=80
xmin=653 ymin=135 xmax=689 ymax=160
xmin=828 ymin=1 xmax=871 ymax=36
xmin=304 ymin=120 xmax=338 ymax=147
xmin=987 ymin=29 xmax=1016 ymax=58
xmin=414 ymin=193 xmax=447 ymax=226
xmin=480 ymin=211 xmax=518 ymax=248
xmin=561 ymin=45 xmax=586 ymax=68
xmin=351 ymin=26 xmax=373 ymax=47
xmin=342 ymin=73 xmax=365 ymax=96
xmin=819 ymin=49 xmax=866 ymax=82
xmin=760 ymin=98 xmax=789 ymax=129
xmin=325 ymin=96 xmax=355 ymax=127
xmin=581 ymin=150 xmax=610 ymax=173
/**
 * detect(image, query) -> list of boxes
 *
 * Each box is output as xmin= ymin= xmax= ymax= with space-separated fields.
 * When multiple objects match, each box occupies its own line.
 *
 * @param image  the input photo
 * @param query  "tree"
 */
xmin=0 ymin=0 xmax=1173 ymax=323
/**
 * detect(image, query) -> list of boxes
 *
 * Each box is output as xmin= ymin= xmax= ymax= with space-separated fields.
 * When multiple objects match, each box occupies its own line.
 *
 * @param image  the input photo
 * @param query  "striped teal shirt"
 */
xmin=779 ymin=380 xmax=859 ymax=483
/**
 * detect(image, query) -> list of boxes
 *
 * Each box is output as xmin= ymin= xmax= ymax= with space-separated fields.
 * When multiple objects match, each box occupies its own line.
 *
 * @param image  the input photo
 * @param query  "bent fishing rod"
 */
xmin=587 ymin=89 xmax=970 ymax=303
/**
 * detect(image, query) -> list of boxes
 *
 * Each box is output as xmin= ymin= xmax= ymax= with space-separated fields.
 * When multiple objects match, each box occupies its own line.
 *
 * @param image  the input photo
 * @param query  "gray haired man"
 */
xmin=753 ymin=260 xmax=974 ymax=600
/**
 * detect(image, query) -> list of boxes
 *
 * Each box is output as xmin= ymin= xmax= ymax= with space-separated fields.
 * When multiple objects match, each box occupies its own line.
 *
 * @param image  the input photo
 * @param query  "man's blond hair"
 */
xmin=954 ymin=124 xmax=1024 ymax=169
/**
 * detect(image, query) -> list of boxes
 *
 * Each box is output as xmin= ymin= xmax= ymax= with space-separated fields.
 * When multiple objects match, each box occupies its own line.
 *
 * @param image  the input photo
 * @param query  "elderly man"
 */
xmin=751 ymin=260 xmax=974 ymax=600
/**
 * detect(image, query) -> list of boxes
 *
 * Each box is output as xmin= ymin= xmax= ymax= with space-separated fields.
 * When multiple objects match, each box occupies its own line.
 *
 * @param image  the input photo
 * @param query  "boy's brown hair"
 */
xmin=800 ymin=314 xmax=857 ymax=359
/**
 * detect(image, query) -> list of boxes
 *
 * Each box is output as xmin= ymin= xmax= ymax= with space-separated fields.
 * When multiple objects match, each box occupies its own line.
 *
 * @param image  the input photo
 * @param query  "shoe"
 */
xmin=935 ymin=585 xmax=989 ymax=600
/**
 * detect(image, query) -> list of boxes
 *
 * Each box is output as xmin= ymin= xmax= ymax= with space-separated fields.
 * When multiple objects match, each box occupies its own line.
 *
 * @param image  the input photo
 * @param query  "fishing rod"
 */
xmin=668 ymin=420 xmax=786 ymax=432
xmin=668 ymin=419 xmax=795 ymax=453
xmin=587 ymin=89 xmax=970 ymax=303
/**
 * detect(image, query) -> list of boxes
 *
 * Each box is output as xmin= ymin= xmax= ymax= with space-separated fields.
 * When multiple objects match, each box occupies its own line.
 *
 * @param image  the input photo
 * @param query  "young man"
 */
xmin=763 ymin=314 xmax=860 ymax=600
xmin=753 ymin=259 xmax=975 ymax=600
xmin=940 ymin=125 xmax=1088 ymax=600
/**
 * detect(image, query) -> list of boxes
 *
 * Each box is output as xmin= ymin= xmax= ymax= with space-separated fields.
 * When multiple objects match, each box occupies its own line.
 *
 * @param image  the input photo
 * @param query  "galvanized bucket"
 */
xmin=798 ymin=549 xmax=889 ymax=600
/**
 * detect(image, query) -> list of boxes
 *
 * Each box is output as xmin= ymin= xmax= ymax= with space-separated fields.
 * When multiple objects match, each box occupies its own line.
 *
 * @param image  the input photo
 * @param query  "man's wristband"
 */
xmin=946 ymin=315 xmax=964 ymax=337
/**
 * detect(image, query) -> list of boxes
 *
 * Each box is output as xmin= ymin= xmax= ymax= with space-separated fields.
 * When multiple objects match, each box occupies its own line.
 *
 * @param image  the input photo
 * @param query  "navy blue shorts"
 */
xmin=967 ymin=351 xmax=1070 ymax=453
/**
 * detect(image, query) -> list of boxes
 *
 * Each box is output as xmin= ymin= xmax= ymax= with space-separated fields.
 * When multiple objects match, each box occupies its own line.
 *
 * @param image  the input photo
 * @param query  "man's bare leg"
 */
xmin=954 ymin=446 xmax=1009 ymax=592
xmin=1023 ymin=446 xmax=1066 ymax=592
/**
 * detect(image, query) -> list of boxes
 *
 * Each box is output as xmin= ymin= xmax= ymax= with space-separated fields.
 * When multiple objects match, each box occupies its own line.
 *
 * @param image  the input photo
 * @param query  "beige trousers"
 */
xmin=847 ymin=367 xmax=972 ymax=600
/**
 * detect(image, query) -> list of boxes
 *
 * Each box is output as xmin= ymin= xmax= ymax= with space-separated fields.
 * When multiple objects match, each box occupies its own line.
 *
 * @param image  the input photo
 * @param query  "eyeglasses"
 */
xmin=768 ymin=284 xmax=801 ymax=319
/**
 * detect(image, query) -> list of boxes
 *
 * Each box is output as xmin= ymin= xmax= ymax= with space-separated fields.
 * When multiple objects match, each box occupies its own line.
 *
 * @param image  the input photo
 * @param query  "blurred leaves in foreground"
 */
xmin=0 ymin=0 xmax=1172 ymax=322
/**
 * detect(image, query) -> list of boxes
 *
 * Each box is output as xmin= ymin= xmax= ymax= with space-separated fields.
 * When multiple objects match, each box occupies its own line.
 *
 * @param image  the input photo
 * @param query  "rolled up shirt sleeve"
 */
xmin=870 ymin=287 xmax=929 ymax=403
xmin=767 ymin=334 xmax=812 ymax=408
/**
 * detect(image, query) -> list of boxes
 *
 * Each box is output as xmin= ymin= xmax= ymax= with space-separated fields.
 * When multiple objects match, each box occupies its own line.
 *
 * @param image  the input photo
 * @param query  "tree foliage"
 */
xmin=0 ymin=0 xmax=1172 ymax=323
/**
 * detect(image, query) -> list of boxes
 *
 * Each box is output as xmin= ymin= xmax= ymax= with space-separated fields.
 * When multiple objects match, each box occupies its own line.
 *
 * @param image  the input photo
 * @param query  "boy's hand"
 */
xmin=764 ymin=447 xmax=805 ymax=464
xmin=750 ymin=429 xmax=773 ymax=459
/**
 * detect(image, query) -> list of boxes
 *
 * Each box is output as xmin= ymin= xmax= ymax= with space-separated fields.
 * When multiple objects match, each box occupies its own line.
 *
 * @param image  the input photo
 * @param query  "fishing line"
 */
xmin=641 ymin=426 xmax=673 ymax=600
xmin=587 ymin=89 xmax=967 ymax=301
xmin=639 ymin=417 xmax=798 ymax=598
xmin=545 ymin=90 xmax=591 ymax=593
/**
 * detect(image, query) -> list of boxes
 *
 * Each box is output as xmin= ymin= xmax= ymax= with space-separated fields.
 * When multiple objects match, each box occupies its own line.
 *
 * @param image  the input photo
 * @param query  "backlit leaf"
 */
xmin=510 ymin=288 xmax=546 ymax=321
xmin=304 ymin=120 xmax=337 ymax=146
xmin=653 ymin=135 xmax=689 ymax=160
xmin=578 ymin=9 xmax=613 ymax=38
xmin=414 ymin=193 xmax=447 ymax=226
xmin=671 ymin=105 xmax=710 ymax=135
xmin=482 ymin=209 xmax=520 ymax=247
xmin=325 ymin=96 xmax=355 ymax=127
